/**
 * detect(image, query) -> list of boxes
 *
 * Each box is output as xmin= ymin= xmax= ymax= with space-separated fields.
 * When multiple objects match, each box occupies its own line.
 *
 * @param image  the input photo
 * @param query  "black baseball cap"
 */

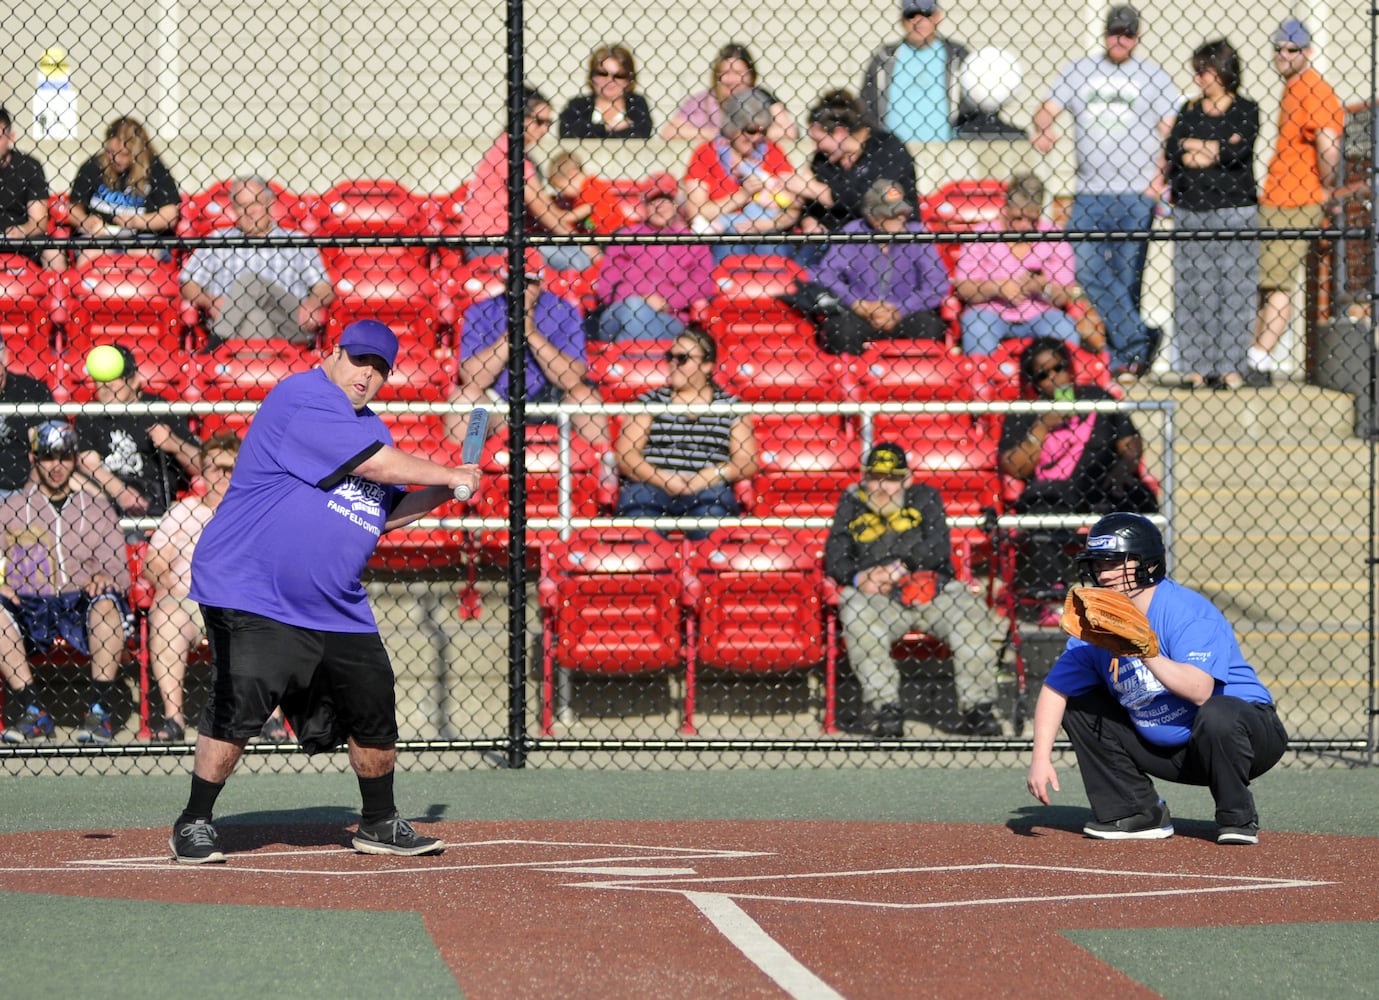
xmin=863 ymin=443 xmax=909 ymax=478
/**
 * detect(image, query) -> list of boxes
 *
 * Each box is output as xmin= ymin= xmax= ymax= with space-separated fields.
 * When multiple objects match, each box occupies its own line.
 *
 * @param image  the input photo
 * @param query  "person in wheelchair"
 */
xmin=997 ymin=337 xmax=1157 ymax=602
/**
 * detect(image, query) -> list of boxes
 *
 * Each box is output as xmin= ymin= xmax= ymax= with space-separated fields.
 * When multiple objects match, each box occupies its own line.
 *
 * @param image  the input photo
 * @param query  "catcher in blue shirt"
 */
xmin=1025 ymin=513 xmax=1288 ymax=845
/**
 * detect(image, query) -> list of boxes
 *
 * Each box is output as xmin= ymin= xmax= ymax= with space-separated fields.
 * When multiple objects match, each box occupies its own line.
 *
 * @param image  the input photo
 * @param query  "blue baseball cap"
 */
xmin=30 ymin=420 xmax=78 ymax=457
xmin=337 ymin=319 xmax=398 ymax=371
xmin=1272 ymin=18 xmax=1311 ymax=48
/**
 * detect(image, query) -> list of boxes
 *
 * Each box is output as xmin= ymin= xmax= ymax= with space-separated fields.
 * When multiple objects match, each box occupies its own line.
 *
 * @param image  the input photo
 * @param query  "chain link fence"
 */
xmin=0 ymin=2 xmax=1373 ymax=774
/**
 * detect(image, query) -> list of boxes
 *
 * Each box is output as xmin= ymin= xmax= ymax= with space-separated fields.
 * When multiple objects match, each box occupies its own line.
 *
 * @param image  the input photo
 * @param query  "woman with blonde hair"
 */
xmin=559 ymin=44 xmax=654 ymax=139
xmin=69 ymin=116 xmax=180 ymax=266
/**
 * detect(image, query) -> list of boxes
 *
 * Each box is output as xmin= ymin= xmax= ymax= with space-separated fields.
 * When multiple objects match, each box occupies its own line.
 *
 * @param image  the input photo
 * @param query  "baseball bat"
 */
xmin=452 ymin=406 xmax=489 ymax=501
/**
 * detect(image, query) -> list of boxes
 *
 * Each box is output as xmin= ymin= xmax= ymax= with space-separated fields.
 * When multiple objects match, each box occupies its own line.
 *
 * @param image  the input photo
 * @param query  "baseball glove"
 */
xmin=1060 ymin=586 xmax=1159 ymax=658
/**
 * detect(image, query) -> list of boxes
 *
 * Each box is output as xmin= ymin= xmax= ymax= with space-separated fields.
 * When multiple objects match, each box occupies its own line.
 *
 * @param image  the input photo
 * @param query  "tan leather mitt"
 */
xmin=1060 ymin=586 xmax=1159 ymax=658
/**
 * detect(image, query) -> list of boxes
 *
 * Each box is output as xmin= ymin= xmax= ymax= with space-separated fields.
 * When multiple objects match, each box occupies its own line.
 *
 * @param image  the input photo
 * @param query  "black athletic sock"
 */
xmin=89 ymin=678 xmax=118 ymax=712
xmin=178 ymin=774 xmax=225 ymax=825
xmin=357 ymin=772 xmax=397 ymax=825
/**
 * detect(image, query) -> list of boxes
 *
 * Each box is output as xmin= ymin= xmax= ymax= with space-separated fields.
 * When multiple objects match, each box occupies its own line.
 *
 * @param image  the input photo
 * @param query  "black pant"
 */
xmin=1062 ymin=687 xmax=1288 ymax=827
xmin=819 ymin=308 xmax=945 ymax=355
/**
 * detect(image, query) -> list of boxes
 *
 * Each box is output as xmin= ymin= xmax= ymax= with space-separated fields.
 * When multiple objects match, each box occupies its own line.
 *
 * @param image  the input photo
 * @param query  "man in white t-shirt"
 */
xmin=1032 ymin=5 xmax=1179 ymax=380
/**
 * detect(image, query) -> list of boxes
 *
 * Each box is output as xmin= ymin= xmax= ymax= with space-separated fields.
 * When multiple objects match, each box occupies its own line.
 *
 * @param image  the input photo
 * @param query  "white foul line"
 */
xmin=683 ymin=890 xmax=845 ymax=1000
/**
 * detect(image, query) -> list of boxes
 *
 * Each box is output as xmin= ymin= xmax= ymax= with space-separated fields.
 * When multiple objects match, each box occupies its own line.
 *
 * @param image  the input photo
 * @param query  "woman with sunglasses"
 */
xmin=661 ymin=43 xmax=796 ymax=145
xmin=683 ymin=88 xmax=801 ymax=262
xmin=615 ymin=328 xmax=757 ymax=540
xmin=954 ymin=173 xmax=1091 ymax=356
xmin=997 ymin=336 xmax=1157 ymax=601
xmin=1153 ymin=38 xmax=1258 ymax=391
xmin=558 ymin=45 xmax=654 ymax=140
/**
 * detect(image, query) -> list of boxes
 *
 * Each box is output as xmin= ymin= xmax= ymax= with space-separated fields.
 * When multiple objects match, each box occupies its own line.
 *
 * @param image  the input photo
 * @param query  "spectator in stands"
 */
xmin=1156 ymin=39 xmax=1259 ymax=391
xmin=68 ymin=116 xmax=180 ymax=268
xmin=1250 ymin=19 xmax=1344 ymax=386
xmin=559 ymin=45 xmax=654 ymax=139
xmin=74 ymin=345 xmax=201 ymax=526
xmin=813 ymin=178 xmax=948 ymax=354
xmin=997 ymin=336 xmax=1156 ymax=599
xmin=824 ymin=442 xmax=1004 ymax=738
xmin=954 ymin=173 xmax=1088 ymax=355
xmin=0 ymin=421 xmax=131 ymax=744
xmin=547 ymin=151 xmax=634 ymax=258
xmin=1032 ymin=5 xmax=1179 ymax=381
xmin=460 ymin=86 xmax=591 ymax=271
xmin=594 ymin=174 xmax=715 ymax=342
xmin=794 ymin=89 xmax=918 ymax=234
xmin=180 ymin=175 xmax=335 ymax=347
xmin=683 ymin=88 xmax=802 ymax=262
xmin=858 ymin=0 xmax=973 ymax=144
xmin=446 ymin=248 xmax=608 ymax=447
xmin=615 ymin=327 xmax=756 ymax=540
xmin=0 ymin=334 xmax=55 ymax=496
xmin=0 ymin=106 xmax=64 ymax=270
xmin=662 ymin=43 xmax=797 ymax=145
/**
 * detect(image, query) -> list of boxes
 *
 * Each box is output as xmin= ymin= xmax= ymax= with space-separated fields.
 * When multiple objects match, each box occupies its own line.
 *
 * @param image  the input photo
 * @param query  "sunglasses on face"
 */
xmin=1107 ymin=31 xmax=1137 ymax=40
xmin=1273 ymin=45 xmax=1302 ymax=55
xmin=529 ymin=116 xmax=554 ymax=127
xmin=736 ymin=125 xmax=766 ymax=137
xmin=1033 ymin=362 xmax=1068 ymax=383
xmin=593 ymin=70 xmax=631 ymax=80
xmin=665 ymin=350 xmax=704 ymax=366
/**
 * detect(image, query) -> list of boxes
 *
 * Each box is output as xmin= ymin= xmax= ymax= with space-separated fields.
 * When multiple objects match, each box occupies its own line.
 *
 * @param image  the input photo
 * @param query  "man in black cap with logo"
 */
xmin=825 ymin=442 xmax=1003 ymax=737
xmin=74 ymin=344 xmax=201 ymax=527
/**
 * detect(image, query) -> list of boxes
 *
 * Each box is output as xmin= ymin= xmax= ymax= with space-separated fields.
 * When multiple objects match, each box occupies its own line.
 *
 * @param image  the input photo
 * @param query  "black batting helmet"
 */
xmin=1075 ymin=512 xmax=1166 ymax=589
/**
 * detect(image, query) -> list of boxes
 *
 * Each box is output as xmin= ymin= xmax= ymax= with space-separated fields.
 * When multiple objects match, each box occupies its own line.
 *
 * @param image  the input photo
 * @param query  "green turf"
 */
xmin=0 ymin=892 xmax=462 ymax=999
xmin=1064 ymin=923 xmax=1379 ymax=1000
xmin=2 ymin=766 xmax=1378 ymax=834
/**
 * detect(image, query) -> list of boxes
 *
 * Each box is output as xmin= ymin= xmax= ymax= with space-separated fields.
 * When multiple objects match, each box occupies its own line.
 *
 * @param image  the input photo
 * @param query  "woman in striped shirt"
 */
xmin=614 ymin=328 xmax=758 ymax=539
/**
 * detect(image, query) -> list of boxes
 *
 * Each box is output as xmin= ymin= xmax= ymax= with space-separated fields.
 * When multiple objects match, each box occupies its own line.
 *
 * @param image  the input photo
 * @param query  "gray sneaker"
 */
xmin=351 ymin=813 xmax=444 ymax=856
xmin=1217 ymin=823 xmax=1259 ymax=845
xmin=1083 ymin=799 xmax=1174 ymax=840
xmin=170 ymin=818 xmax=226 ymax=864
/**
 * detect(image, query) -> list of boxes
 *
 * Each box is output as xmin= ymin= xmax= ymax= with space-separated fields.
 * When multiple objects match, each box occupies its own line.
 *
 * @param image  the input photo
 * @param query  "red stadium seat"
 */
xmin=311 ymin=179 xmax=437 ymax=239
xmin=436 ymin=256 xmax=508 ymax=331
xmin=749 ymin=415 xmax=859 ymax=519
xmin=587 ymin=339 xmax=673 ymax=402
xmin=855 ymin=344 xmax=979 ymax=401
xmin=324 ymin=249 xmax=441 ymax=345
xmin=0 ymin=256 xmax=59 ymax=388
xmin=61 ymin=257 xmax=187 ymax=392
xmin=683 ymin=528 xmax=833 ymax=734
xmin=709 ymin=254 xmax=808 ymax=301
xmin=717 ymin=333 xmax=852 ymax=402
xmin=537 ymin=526 xmax=687 ymax=734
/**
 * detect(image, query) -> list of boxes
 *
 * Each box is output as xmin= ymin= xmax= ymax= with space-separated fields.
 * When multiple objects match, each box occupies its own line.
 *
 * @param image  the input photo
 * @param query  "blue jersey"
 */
xmin=189 ymin=367 xmax=404 ymax=632
xmin=1043 ymin=579 xmax=1273 ymax=746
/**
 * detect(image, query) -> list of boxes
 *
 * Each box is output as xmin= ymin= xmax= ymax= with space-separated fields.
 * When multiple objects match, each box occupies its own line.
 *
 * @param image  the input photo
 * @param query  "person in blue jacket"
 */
xmin=1025 ymin=512 xmax=1288 ymax=844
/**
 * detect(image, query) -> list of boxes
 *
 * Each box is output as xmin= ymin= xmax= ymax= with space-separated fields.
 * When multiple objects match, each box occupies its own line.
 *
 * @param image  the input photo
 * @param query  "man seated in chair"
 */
xmin=824 ymin=442 xmax=1003 ymax=738
xmin=180 ymin=175 xmax=334 ymax=347
xmin=0 ymin=422 xmax=130 ymax=744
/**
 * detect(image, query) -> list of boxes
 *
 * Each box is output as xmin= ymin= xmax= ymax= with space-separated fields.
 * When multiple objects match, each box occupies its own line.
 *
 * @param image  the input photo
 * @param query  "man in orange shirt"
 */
xmin=1250 ymin=18 xmax=1343 ymax=385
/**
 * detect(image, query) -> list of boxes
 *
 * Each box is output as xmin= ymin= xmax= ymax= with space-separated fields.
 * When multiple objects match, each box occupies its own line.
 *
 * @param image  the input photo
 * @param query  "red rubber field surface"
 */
xmin=0 ymin=819 xmax=1372 ymax=999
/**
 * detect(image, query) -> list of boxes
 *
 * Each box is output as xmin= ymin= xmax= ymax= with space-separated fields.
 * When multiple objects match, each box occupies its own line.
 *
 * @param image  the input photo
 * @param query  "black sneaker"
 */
xmin=959 ymin=703 xmax=1003 ymax=737
xmin=1217 ymin=823 xmax=1259 ymax=845
xmin=1083 ymin=799 xmax=1174 ymax=840
xmin=1241 ymin=368 xmax=1273 ymax=388
xmin=352 ymin=813 xmax=444 ymax=856
xmin=874 ymin=703 xmax=904 ymax=738
xmin=170 ymin=818 xmax=226 ymax=864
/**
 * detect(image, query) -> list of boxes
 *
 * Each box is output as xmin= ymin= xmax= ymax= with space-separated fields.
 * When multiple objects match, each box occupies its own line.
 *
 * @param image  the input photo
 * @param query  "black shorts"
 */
xmin=198 ymin=605 xmax=399 ymax=753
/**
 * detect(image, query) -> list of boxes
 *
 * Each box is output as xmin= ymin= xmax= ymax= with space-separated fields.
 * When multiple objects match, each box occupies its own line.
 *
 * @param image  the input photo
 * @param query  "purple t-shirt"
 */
xmin=189 ymin=367 xmax=403 ymax=632
xmin=460 ymin=292 xmax=586 ymax=400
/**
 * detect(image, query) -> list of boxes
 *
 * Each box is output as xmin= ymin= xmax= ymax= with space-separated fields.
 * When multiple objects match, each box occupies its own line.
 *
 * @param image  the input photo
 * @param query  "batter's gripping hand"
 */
xmin=1060 ymin=586 xmax=1159 ymax=658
